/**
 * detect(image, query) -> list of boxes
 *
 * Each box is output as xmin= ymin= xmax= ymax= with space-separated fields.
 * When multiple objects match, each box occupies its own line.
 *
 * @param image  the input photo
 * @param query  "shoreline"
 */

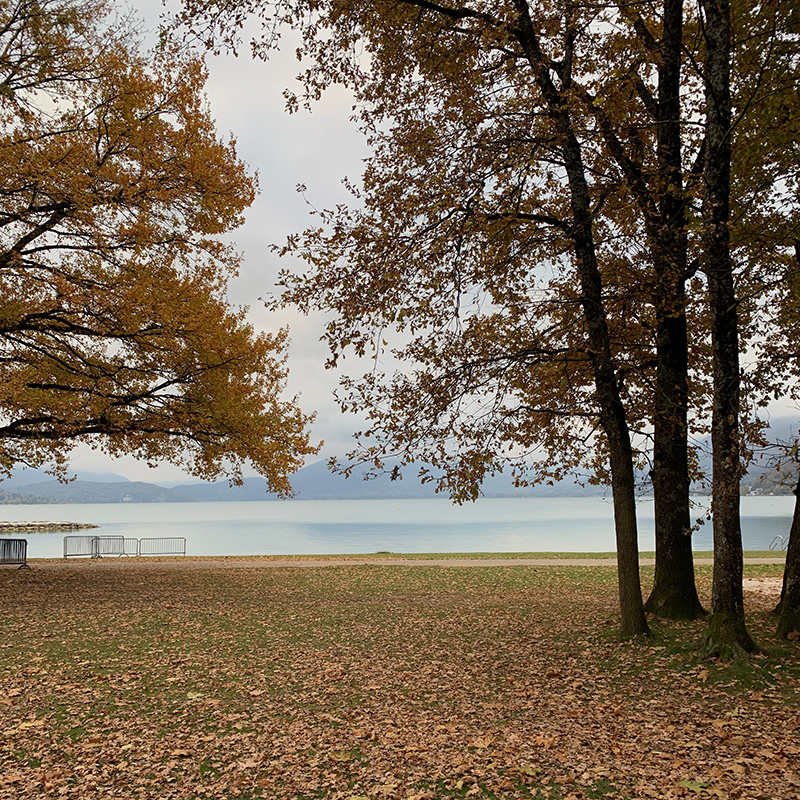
xmin=18 ymin=554 xmax=786 ymax=569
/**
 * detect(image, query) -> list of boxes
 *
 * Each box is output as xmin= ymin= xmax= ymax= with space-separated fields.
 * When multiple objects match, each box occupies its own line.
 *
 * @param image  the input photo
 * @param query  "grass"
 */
xmin=30 ymin=550 xmax=784 ymax=565
xmin=0 ymin=559 xmax=797 ymax=799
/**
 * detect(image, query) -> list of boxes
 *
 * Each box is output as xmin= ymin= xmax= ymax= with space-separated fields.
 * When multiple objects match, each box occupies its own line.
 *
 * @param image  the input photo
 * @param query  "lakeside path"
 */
xmin=25 ymin=555 xmax=786 ymax=569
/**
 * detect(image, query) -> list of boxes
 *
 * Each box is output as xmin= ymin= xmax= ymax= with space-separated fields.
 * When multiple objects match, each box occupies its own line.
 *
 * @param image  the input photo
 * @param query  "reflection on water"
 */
xmin=0 ymin=495 xmax=793 ymax=559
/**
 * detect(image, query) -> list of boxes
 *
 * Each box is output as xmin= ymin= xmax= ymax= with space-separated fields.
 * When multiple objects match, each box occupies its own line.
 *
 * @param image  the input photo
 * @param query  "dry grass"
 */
xmin=0 ymin=561 xmax=797 ymax=799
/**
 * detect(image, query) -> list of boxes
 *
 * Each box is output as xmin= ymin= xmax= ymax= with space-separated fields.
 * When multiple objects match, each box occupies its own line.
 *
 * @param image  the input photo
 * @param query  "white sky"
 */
xmin=67 ymin=0 xmax=370 ymax=483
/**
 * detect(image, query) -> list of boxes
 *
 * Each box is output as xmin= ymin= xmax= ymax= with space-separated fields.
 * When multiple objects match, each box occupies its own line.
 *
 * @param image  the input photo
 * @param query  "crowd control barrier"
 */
xmin=770 ymin=535 xmax=789 ymax=552
xmin=64 ymin=535 xmax=98 ymax=558
xmin=63 ymin=535 xmax=186 ymax=558
xmin=0 ymin=538 xmax=29 ymax=569
xmin=138 ymin=537 xmax=186 ymax=556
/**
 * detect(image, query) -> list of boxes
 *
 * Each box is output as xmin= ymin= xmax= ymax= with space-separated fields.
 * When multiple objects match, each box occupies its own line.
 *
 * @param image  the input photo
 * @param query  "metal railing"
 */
xmin=64 ymin=535 xmax=99 ymax=558
xmin=137 ymin=537 xmax=186 ymax=556
xmin=94 ymin=536 xmax=125 ymax=557
xmin=63 ymin=535 xmax=186 ymax=558
xmin=770 ymin=535 xmax=789 ymax=551
xmin=0 ymin=538 xmax=29 ymax=569
xmin=64 ymin=535 xmax=125 ymax=558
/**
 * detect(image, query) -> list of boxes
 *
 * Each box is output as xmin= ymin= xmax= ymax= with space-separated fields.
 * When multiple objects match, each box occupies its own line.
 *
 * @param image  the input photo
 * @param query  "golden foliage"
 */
xmin=0 ymin=0 xmax=317 ymax=490
xmin=178 ymin=0 xmax=800 ymax=498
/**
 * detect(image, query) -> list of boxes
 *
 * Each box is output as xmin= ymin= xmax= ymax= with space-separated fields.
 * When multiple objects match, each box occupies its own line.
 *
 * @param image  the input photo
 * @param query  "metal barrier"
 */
xmin=0 ymin=538 xmax=29 ymax=569
xmin=63 ymin=535 xmax=187 ymax=558
xmin=64 ymin=535 xmax=98 ymax=558
xmin=770 ymin=535 xmax=789 ymax=551
xmin=64 ymin=535 xmax=125 ymax=558
xmin=93 ymin=536 xmax=125 ymax=557
xmin=138 ymin=537 xmax=186 ymax=556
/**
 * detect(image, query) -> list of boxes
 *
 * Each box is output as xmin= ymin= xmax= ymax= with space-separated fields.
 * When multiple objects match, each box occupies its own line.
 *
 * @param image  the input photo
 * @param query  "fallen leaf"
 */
xmin=679 ymin=779 xmax=709 ymax=792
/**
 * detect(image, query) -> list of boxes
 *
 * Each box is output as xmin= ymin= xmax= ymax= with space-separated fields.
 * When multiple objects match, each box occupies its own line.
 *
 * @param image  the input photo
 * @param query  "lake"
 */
xmin=0 ymin=495 xmax=793 ymax=559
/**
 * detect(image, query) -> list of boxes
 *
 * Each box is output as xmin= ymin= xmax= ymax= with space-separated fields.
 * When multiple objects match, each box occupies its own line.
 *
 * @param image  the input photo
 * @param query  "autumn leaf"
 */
xmin=328 ymin=750 xmax=356 ymax=762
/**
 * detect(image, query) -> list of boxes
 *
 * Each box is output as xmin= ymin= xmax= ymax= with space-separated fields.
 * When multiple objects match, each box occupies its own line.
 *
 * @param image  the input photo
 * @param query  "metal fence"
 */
xmin=63 ymin=535 xmax=186 ymax=558
xmin=770 ymin=535 xmax=790 ymax=552
xmin=138 ymin=537 xmax=186 ymax=556
xmin=64 ymin=535 xmax=125 ymax=558
xmin=64 ymin=535 xmax=98 ymax=558
xmin=0 ymin=538 xmax=29 ymax=568
xmin=94 ymin=536 xmax=125 ymax=557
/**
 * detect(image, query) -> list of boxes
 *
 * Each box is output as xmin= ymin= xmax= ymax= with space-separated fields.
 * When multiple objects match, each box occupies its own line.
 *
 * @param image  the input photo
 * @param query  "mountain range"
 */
xmin=0 ymin=459 xmax=603 ymax=504
xmin=2 ymin=415 xmax=798 ymax=504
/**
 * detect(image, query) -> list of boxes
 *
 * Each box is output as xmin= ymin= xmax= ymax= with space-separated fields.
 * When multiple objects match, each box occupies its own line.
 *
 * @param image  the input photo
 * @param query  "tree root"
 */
xmin=698 ymin=612 xmax=762 ymax=660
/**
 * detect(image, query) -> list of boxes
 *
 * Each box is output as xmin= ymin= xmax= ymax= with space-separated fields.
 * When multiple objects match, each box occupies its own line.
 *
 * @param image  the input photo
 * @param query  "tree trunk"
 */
xmin=776 ymin=471 xmax=800 ymax=638
xmin=512 ymin=0 xmax=648 ymax=637
xmin=646 ymin=0 xmax=705 ymax=620
xmin=699 ymin=0 xmax=758 ymax=658
xmin=648 ymin=304 xmax=702 ymax=619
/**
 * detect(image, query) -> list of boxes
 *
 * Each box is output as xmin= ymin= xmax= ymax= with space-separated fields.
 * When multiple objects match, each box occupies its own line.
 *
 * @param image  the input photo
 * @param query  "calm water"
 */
xmin=0 ymin=495 xmax=793 ymax=559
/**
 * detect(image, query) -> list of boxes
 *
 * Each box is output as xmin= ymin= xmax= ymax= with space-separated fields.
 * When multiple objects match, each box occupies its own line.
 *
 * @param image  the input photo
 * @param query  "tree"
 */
xmin=572 ymin=0 xmax=705 ymax=620
xmin=177 ymin=0 xmax=798 ymax=640
xmin=775 ymin=470 xmax=800 ymax=639
xmin=182 ymin=0 xmax=656 ymax=634
xmin=0 ymin=0 xmax=317 ymax=492
xmin=698 ymin=0 xmax=758 ymax=657
xmin=736 ymin=4 xmax=800 ymax=642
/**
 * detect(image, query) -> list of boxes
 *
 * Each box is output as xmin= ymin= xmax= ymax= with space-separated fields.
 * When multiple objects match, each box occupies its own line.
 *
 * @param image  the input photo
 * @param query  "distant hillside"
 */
xmin=745 ymin=463 xmax=799 ymax=496
xmin=171 ymin=459 xmax=605 ymax=502
xmin=739 ymin=415 xmax=800 ymax=496
xmin=2 ymin=415 xmax=798 ymax=503
xmin=171 ymin=461 xmax=442 ymax=502
xmin=0 ymin=468 xmax=131 ymax=491
xmin=1 ymin=480 xmax=186 ymax=504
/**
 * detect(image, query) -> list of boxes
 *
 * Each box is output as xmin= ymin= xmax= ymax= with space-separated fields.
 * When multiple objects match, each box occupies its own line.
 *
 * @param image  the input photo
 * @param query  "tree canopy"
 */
xmin=0 ymin=0 xmax=318 ymax=492
xmin=179 ymin=0 xmax=704 ymax=491
xmin=178 ymin=0 xmax=800 ymax=638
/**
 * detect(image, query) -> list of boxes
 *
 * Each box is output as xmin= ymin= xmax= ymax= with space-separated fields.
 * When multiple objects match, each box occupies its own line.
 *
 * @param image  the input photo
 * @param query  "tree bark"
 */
xmin=776 ymin=471 xmax=800 ymax=638
xmin=512 ymin=0 xmax=648 ymax=636
xmin=699 ymin=0 xmax=758 ymax=658
xmin=648 ymin=298 xmax=702 ymax=619
xmin=646 ymin=0 xmax=705 ymax=620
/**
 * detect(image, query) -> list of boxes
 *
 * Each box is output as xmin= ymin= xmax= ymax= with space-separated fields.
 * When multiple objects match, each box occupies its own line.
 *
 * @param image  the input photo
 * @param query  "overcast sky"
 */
xmin=37 ymin=1 xmax=800 ymax=486
xmin=66 ymin=0 xmax=370 ymax=483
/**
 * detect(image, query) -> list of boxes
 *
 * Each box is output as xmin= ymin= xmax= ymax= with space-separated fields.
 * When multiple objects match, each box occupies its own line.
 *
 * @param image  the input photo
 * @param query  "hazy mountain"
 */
xmin=171 ymin=460 xmax=442 ymax=502
xmin=171 ymin=459 xmax=605 ymax=502
xmin=1 ymin=480 xmax=184 ymax=504
xmin=1 ymin=415 xmax=796 ymax=503
xmin=1 ymin=468 xmax=130 ymax=491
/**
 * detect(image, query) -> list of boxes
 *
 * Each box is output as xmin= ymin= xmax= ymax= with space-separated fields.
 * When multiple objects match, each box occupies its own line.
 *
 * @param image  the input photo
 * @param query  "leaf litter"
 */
xmin=0 ymin=562 xmax=797 ymax=799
